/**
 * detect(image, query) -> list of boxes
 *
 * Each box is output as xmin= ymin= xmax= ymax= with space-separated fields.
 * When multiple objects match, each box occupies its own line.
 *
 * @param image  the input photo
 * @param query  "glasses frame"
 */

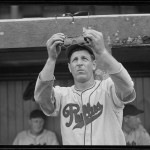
xmin=55 ymin=11 xmax=90 ymax=48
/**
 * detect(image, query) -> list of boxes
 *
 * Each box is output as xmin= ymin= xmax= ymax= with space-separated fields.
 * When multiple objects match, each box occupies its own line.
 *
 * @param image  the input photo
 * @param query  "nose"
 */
xmin=77 ymin=59 xmax=83 ymax=66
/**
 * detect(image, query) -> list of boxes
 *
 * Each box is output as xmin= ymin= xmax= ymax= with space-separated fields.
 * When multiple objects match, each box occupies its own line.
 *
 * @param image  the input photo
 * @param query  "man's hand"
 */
xmin=46 ymin=33 xmax=66 ymax=60
xmin=83 ymin=27 xmax=107 ymax=55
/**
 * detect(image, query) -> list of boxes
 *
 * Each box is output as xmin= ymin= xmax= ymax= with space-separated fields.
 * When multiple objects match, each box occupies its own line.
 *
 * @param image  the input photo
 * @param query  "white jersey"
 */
xmin=13 ymin=129 xmax=59 ymax=145
xmin=36 ymin=75 xmax=135 ymax=145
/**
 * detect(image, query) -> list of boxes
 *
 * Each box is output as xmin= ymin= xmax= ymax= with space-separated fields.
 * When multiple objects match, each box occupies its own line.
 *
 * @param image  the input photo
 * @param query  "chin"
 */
xmin=76 ymin=76 xmax=88 ymax=83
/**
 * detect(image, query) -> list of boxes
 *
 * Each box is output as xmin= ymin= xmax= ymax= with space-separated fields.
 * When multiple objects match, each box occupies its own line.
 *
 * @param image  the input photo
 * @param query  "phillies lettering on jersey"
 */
xmin=63 ymin=101 xmax=103 ymax=129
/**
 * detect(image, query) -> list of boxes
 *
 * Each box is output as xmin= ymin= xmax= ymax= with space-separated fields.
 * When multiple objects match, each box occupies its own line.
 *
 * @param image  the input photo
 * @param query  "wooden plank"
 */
xmin=143 ymin=78 xmax=150 ymax=133
xmin=134 ymin=78 xmax=145 ymax=126
xmin=54 ymin=115 xmax=62 ymax=145
xmin=15 ymin=81 xmax=24 ymax=136
xmin=22 ymin=81 xmax=30 ymax=130
xmin=0 ymin=82 xmax=8 ymax=145
xmin=7 ymin=81 xmax=16 ymax=145
xmin=1 ymin=14 xmax=150 ymax=49
xmin=30 ymin=100 xmax=39 ymax=112
xmin=135 ymin=78 xmax=144 ymax=108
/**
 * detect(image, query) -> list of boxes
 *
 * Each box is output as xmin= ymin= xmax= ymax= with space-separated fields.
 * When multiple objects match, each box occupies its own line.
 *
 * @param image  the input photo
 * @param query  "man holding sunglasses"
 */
xmin=34 ymin=27 xmax=136 ymax=145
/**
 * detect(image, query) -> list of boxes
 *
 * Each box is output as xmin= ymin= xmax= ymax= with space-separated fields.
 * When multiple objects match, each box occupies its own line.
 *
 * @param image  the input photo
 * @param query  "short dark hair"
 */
xmin=66 ymin=44 xmax=95 ymax=62
xmin=30 ymin=109 xmax=46 ymax=120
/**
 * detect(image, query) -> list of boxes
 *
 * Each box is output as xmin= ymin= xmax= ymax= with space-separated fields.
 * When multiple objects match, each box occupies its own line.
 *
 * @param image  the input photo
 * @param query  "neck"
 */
xmin=74 ymin=77 xmax=95 ymax=91
xmin=30 ymin=129 xmax=44 ymax=136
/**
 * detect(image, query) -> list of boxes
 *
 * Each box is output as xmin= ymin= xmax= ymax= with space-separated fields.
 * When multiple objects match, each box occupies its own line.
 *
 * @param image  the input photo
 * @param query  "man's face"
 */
xmin=124 ymin=115 xmax=141 ymax=129
xmin=68 ymin=50 xmax=96 ymax=83
xmin=29 ymin=118 xmax=45 ymax=135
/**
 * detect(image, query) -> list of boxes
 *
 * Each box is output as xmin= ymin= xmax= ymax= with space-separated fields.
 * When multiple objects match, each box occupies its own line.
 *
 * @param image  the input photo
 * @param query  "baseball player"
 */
xmin=13 ymin=109 xmax=59 ymax=145
xmin=34 ymin=27 xmax=136 ymax=145
xmin=123 ymin=104 xmax=150 ymax=145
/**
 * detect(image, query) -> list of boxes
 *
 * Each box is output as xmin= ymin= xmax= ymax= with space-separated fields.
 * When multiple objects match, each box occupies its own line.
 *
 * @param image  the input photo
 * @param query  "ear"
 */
xmin=68 ymin=63 xmax=71 ymax=73
xmin=92 ymin=60 xmax=97 ymax=71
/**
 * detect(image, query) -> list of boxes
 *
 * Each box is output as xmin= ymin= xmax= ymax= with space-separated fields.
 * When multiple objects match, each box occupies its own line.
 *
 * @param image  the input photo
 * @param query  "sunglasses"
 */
xmin=55 ymin=11 xmax=91 ymax=48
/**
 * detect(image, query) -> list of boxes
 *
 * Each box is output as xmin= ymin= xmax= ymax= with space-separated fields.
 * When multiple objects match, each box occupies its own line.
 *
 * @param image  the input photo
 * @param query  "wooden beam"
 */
xmin=1 ymin=14 xmax=150 ymax=49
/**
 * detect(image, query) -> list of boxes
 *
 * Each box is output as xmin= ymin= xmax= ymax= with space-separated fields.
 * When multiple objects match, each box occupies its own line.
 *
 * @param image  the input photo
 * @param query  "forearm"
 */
xmin=40 ymin=58 xmax=56 ymax=81
xmin=96 ymin=50 xmax=121 ymax=74
xmin=34 ymin=58 xmax=56 ymax=113
xmin=110 ymin=65 xmax=135 ymax=101
xmin=34 ymin=75 xmax=56 ymax=114
xmin=96 ymin=50 xmax=135 ymax=101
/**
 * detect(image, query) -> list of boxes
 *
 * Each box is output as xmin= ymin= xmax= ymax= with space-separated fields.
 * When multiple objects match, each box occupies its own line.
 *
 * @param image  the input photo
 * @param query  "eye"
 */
xmin=72 ymin=57 xmax=78 ymax=62
xmin=82 ymin=56 xmax=88 ymax=61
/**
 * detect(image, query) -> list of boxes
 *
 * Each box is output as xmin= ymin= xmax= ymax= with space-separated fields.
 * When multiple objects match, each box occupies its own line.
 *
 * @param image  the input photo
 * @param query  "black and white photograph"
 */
xmin=0 ymin=4 xmax=150 ymax=149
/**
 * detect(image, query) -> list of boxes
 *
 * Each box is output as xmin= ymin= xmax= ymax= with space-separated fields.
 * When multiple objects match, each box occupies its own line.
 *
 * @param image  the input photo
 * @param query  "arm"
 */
xmin=34 ymin=33 xmax=65 ymax=114
xmin=83 ymin=28 xmax=135 ymax=102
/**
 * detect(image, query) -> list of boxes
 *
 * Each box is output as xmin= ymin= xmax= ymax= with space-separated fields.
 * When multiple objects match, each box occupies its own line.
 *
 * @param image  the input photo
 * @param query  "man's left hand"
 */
xmin=83 ymin=27 xmax=107 ymax=55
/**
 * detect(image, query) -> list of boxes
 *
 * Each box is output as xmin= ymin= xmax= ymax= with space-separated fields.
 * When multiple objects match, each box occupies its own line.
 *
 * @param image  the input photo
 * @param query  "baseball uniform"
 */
xmin=124 ymin=124 xmax=150 ymax=145
xmin=34 ymin=63 xmax=136 ymax=145
xmin=13 ymin=129 xmax=59 ymax=145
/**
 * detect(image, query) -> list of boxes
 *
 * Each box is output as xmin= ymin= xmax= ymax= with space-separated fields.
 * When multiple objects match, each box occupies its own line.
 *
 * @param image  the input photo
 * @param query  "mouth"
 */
xmin=77 ymin=69 xmax=85 ymax=73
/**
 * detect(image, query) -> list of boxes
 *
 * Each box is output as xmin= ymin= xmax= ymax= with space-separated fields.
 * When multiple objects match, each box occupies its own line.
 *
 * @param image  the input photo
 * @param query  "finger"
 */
xmin=83 ymin=33 xmax=97 ymax=41
xmin=52 ymin=34 xmax=66 ymax=41
xmin=51 ymin=41 xmax=63 ymax=53
xmin=83 ymin=31 xmax=98 ymax=39
xmin=52 ymin=40 xmax=64 ymax=48
xmin=46 ymin=36 xmax=64 ymax=47
xmin=55 ymin=33 xmax=66 ymax=37
xmin=84 ymin=28 xmax=103 ymax=38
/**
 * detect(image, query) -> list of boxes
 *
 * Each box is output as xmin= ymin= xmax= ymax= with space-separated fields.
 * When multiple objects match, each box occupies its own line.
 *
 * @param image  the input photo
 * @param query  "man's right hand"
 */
xmin=46 ymin=33 xmax=66 ymax=60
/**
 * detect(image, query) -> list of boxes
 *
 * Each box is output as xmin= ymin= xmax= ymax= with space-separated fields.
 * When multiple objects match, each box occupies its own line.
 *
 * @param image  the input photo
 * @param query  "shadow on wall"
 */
xmin=46 ymin=115 xmax=62 ymax=145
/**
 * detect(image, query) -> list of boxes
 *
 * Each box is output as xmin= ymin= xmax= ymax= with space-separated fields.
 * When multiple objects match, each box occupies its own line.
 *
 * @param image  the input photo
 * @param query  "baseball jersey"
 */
xmin=35 ymin=64 xmax=136 ymax=145
xmin=124 ymin=125 xmax=150 ymax=145
xmin=13 ymin=129 xmax=59 ymax=145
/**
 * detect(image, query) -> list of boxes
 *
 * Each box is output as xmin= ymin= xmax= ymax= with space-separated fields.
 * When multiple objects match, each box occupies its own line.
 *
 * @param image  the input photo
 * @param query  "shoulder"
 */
xmin=54 ymin=85 xmax=74 ymax=95
xmin=95 ymin=77 xmax=113 ymax=91
xmin=15 ymin=130 xmax=28 ymax=140
xmin=43 ymin=129 xmax=56 ymax=136
xmin=43 ymin=130 xmax=58 ymax=140
xmin=138 ymin=125 xmax=150 ymax=135
xmin=17 ymin=130 xmax=27 ymax=136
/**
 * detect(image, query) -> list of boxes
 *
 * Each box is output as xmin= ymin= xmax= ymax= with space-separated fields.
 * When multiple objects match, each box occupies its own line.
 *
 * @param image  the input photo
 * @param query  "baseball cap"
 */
xmin=30 ymin=109 xmax=46 ymax=120
xmin=123 ymin=104 xmax=144 ymax=117
xmin=66 ymin=44 xmax=95 ymax=61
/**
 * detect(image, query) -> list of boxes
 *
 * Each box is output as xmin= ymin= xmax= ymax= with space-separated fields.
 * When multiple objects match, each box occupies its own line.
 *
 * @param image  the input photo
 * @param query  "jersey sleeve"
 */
xmin=110 ymin=63 xmax=136 ymax=104
xmin=106 ymin=63 xmax=136 ymax=109
xmin=40 ymin=85 xmax=63 ymax=117
xmin=34 ymin=74 xmax=63 ymax=117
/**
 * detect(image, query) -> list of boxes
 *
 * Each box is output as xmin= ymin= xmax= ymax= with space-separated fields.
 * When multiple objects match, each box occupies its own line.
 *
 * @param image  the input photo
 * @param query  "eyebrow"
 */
xmin=72 ymin=55 xmax=91 ymax=61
